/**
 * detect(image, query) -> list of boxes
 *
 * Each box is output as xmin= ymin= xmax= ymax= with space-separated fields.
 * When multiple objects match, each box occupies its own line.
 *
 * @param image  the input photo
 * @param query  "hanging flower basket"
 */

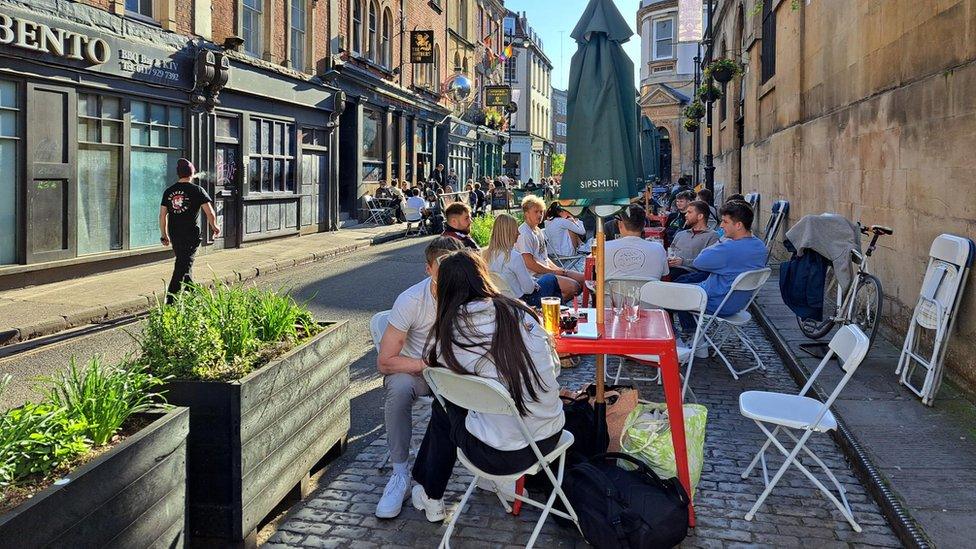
xmin=684 ymin=119 xmax=700 ymax=133
xmin=704 ymin=58 xmax=743 ymax=84
xmin=697 ymin=83 xmax=723 ymax=103
xmin=683 ymin=100 xmax=706 ymax=120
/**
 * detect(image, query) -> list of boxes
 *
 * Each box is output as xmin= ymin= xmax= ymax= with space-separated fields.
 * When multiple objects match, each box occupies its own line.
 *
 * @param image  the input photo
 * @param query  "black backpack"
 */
xmin=564 ymin=453 xmax=690 ymax=549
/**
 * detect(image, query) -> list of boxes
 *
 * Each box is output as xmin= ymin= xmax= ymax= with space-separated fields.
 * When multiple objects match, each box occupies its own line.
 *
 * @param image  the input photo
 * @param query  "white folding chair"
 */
xmin=611 ymin=282 xmax=709 ymax=399
xmin=363 ymin=195 xmax=393 ymax=225
xmin=897 ymin=234 xmax=974 ymax=405
xmin=370 ymin=310 xmax=432 ymax=469
xmin=403 ymin=206 xmax=426 ymax=237
xmin=761 ymin=200 xmax=789 ymax=260
xmin=422 ymin=368 xmax=581 ymax=549
xmin=602 ymin=278 xmax=664 ymax=383
xmin=699 ymin=268 xmax=772 ymax=379
xmin=739 ymin=325 xmax=871 ymax=532
xmin=544 ymin=232 xmax=586 ymax=272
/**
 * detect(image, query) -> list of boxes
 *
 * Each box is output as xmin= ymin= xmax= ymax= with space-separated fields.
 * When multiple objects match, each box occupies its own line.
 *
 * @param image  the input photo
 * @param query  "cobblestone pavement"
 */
xmin=266 ymin=319 xmax=902 ymax=548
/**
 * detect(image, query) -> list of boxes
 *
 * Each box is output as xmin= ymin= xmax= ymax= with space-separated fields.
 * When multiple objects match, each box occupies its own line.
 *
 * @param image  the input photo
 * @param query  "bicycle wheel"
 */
xmin=852 ymin=273 xmax=883 ymax=349
xmin=797 ymin=266 xmax=840 ymax=339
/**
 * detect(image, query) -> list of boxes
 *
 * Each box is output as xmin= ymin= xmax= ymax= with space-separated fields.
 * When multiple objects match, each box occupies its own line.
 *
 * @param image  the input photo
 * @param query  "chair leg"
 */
xmin=782 ymin=428 xmax=857 ymax=524
xmin=741 ymin=424 xmax=780 ymax=480
xmin=440 ymin=476 xmax=479 ymax=549
xmin=612 ymin=357 xmax=624 ymax=384
xmin=705 ymin=332 xmax=739 ymax=380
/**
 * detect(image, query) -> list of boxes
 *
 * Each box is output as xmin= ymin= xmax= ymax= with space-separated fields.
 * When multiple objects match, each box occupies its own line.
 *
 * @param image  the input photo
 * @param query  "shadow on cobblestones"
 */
xmin=266 ymin=319 xmax=901 ymax=548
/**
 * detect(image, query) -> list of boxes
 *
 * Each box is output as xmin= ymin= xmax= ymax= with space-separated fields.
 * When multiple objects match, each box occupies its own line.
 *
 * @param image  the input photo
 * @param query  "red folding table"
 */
xmin=555 ymin=308 xmax=696 ymax=526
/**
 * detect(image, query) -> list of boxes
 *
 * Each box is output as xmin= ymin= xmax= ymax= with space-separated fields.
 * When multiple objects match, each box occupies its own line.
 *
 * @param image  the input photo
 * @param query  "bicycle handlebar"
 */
xmin=858 ymin=224 xmax=894 ymax=236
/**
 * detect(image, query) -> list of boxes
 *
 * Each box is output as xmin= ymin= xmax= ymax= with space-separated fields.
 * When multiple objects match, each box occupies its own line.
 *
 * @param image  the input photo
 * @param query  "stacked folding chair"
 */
xmin=896 ymin=234 xmax=974 ymax=405
xmin=761 ymin=200 xmax=789 ymax=262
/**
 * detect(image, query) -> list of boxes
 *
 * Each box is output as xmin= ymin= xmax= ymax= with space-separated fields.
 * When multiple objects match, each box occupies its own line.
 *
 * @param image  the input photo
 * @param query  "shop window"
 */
xmin=130 ymin=100 xmax=184 ymax=248
xmin=290 ymin=0 xmax=307 ymax=71
xmin=362 ymin=109 xmax=384 ymax=161
xmin=0 ymin=80 xmax=17 ymax=264
xmin=247 ymin=117 xmax=296 ymax=194
xmin=125 ymin=0 xmax=154 ymax=19
xmin=77 ymin=94 xmax=123 ymax=255
xmin=242 ymin=0 xmax=264 ymax=58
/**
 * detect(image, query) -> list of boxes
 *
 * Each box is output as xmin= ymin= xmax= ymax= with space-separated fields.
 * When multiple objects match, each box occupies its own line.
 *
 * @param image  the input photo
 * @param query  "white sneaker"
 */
xmin=411 ymin=484 xmax=446 ymax=522
xmin=476 ymin=477 xmax=518 ymax=503
xmin=695 ymin=342 xmax=710 ymax=359
xmin=375 ymin=472 xmax=410 ymax=518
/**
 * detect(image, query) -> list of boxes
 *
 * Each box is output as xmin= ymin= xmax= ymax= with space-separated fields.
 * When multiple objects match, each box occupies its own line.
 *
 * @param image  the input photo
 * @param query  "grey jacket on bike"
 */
xmin=785 ymin=214 xmax=862 ymax=290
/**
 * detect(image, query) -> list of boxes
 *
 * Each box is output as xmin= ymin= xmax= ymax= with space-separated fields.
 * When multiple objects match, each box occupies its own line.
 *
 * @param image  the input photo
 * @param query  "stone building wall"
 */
xmin=710 ymin=0 xmax=976 ymax=389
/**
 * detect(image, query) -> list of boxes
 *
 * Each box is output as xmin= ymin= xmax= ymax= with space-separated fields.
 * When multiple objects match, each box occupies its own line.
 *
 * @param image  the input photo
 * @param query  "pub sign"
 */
xmin=410 ymin=31 xmax=434 ymax=64
xmin=484 ymin=85 xmax=511 ymax=108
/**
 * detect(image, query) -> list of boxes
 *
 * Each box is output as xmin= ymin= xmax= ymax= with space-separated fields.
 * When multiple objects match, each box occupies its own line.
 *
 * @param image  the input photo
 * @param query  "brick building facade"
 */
xmin=707 ymin=0 xmax=976 ymax=390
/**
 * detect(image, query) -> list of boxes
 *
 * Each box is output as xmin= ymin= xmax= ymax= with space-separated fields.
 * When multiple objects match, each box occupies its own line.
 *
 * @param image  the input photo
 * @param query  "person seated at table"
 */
xmin=441 ymin=202 xmax=479 ymax=250
xmin=485 ymin=214 xmax=561 ymax=306
xmin=375 ymin=180 xmax=405 ymax=222
xmin=406 ymin=188 xmax=431 ymax=228
xmin=668 ymin=200 xmax=720 ymax=281
xmin=604 ymin=204 xmax=668 ymax=282
xmin=472 ymin=182 xmax=487 ymax=215
xmin=674 ymin=200 xmax=767 ymax=334
xmin=375 ymin=237 xmax=466 ymax=519
xmin=410 ymin=250 xmax=564 ymax=522
xmin=665 ymin=190 xmax=696 ymax=242
xmin=543 ymin=202 xmax=586 ymax=258
xmin=517 ymin=195 xmax=584 ymax=301
xmin=696 ymin=188 xmax=719 ymax=230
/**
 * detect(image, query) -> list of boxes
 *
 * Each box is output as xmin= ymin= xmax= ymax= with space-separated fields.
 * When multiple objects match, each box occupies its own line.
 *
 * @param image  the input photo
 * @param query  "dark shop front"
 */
xmin=0 ymin=2 xmax=197 ymax=280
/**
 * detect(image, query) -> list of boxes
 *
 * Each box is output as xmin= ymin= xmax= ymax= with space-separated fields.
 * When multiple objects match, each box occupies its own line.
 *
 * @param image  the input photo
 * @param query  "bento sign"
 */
xmin=0 ymin=13 xmax=111 ymax=65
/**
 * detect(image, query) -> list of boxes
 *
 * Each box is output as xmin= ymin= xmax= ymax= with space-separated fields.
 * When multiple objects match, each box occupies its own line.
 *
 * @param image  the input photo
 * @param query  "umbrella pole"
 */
xmin=594 ymin=215 xmax=607 ymax=446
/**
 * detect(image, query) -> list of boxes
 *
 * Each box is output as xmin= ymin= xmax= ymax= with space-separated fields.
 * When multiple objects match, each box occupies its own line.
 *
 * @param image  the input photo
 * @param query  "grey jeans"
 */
xmin=384 ymin=373 xmax=432 ymax=464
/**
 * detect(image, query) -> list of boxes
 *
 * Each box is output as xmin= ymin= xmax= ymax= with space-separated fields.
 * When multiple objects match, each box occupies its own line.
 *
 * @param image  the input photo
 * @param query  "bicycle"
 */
xmin=797 ymin=223 xmax=893 ymax=350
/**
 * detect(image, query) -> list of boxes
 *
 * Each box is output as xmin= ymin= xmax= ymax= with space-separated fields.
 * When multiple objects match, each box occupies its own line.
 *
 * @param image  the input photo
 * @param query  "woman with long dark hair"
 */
xmin=410 ymin=251 xmax=564 ymax=522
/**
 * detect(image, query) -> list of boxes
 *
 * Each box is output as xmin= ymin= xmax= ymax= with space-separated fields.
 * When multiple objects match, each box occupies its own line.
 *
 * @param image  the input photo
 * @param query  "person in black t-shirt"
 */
xmin=159 ymin=158 xmax=220 ymax=303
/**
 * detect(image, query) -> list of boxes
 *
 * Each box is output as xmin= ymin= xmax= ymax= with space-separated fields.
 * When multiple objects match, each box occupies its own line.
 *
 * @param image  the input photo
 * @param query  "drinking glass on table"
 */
xmin=623 ymin=286 xmax=641 ymax=322
xmin=541 ymin=297 xmax=561 ymax=335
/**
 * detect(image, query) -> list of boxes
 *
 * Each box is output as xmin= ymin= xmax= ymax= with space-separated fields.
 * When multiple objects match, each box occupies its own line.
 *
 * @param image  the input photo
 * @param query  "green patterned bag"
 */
xmin=619 ymin=402 xmax=708 ymax=496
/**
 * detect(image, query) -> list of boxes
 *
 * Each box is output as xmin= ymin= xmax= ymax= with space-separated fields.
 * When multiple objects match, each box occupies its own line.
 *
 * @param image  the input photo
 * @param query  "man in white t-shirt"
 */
xmin=604 ymin=204 xmax=668 ymax=281
xmin=374 ymin=237 xmax=464 ymax=519
xmin=516 ymin=195 xmax=585 ymax=300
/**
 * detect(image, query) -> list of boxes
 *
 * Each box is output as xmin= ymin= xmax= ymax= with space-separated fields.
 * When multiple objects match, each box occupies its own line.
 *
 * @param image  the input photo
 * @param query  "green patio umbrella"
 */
xmin=559 ymin=0 xmax=639 ymax=218
xmin=641 ymin=115 xmax=661 ymax=184
xmin=558 ymin=0 xmax=640 ymax=444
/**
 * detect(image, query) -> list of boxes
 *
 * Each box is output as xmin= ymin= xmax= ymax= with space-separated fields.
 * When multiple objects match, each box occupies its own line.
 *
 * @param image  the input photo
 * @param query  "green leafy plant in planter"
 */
xmin=470 ymin=214 xmax=495 ymax=247
xmin=683 ymin=100 xmax=706 ymax=120
xmin=704 ymin=58 xmax=743 ymax=84
xmin=684 ymin=119 xmax=701 ymax=133
xmin=696 ymin=83 xmax=723 ymax=103
xmin=138 ymin=282 xmax=322 ymax=381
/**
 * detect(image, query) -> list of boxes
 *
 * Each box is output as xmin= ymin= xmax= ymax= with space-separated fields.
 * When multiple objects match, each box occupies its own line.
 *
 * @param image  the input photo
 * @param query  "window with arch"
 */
xmin=454 ymin=51 xmax=462 ymax=72
xmin=462 ymin=56 xmax=468 ymax=75
xmin=381 ymin=8 xmax=392 ymax=67
xmin=352 ymin=0 xmax=363 ymax=55
xmin=368 ymin=1 xmax=378 ymax=62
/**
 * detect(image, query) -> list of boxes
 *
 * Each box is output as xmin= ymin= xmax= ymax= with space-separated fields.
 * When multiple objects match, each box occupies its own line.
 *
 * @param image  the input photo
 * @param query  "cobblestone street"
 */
xmin=266 ymin=319 xmax=902 ymax=548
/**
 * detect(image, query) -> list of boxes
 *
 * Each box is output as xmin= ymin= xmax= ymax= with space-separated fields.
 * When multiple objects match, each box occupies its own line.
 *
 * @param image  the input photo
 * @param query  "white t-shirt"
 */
xmin=516 ymin=223 xmax=549 ymax=264
xmin=604 ymin=236 xmax=668 ymax=281
xmin=387 ymin=278 xmax=437 ymax=360
xmin=544 ymin=217 xmax=586 ymax=257
xmin=405 ymin=196 xmax=426 ymax=212
xmin=487 ymin=249 xmax=537 ymax=297
xmin=439 ymin=300 xmax=564 ymax=451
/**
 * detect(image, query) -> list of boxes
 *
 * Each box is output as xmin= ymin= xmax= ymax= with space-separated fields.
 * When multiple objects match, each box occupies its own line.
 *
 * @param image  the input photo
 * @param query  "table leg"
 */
xmin=660 ymin=345 xmax=696 ymax=527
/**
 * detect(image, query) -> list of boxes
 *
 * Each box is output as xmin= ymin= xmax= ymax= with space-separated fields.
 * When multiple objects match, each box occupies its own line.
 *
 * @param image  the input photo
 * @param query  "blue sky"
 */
xmin=506 ymin=0 xmax=643 ymax=90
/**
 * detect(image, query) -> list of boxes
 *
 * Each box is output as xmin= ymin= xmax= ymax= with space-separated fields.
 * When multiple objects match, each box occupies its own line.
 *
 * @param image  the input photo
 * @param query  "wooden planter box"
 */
xmin=163 ymin=321 xmax=351 ymax=547
xmin=0 ymin=407 xmax=190 ymax=548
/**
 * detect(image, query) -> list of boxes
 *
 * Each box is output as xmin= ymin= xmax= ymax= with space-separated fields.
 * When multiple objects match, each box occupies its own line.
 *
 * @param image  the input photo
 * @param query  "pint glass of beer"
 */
xmin=541 ymin=297 xmax=561 ymax=335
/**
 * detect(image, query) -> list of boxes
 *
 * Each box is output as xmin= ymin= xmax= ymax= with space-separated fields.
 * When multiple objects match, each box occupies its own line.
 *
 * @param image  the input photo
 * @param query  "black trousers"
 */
xmin=412 ymin=399 xmax=561 ymax=500
xmin=166 ymin=239 xmax=200 ymax=303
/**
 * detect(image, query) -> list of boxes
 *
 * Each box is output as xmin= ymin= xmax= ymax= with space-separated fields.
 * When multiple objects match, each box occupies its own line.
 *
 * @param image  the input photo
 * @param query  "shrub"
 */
xmin=0 ymin=392 xmax=92 ymax=487
xmin=470 ymin=214 xmax=495 ymax=247
xmin=138 ymin=282 xmax=321 ymax=381
xmin=40 ymin=357 xmax=167 ymax=446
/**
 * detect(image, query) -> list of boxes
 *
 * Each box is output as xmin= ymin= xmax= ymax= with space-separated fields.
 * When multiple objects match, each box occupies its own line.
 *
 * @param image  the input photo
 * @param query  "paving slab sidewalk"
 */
xmin=753 ymin=268 xmax=976 ymax=548
xmin=0 ymin=224 xmax=410 ymax=345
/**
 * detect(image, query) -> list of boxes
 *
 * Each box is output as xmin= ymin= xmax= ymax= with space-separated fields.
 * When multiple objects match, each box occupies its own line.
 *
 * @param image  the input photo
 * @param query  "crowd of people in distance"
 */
xmin=373 ymin=176 xmax=767 ymax=522
xmin=362 ymin=164 xmax=562 ymax=229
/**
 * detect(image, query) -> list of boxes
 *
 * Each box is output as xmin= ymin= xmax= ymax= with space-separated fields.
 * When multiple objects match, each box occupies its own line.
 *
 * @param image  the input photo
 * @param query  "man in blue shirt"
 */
xmin=676 ymin=200 xmax=767 ymax=336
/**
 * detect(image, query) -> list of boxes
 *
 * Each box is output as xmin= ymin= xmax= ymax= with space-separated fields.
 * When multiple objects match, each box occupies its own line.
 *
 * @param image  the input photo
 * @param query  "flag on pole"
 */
xmin=503 ymin=43 xmax=514 ymax=59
